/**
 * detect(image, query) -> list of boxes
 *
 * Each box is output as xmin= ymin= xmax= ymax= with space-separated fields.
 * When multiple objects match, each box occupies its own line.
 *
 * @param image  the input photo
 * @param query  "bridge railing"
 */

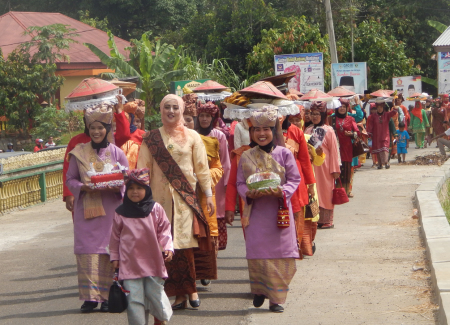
xmin=0 ymin=148 xmax=66 ymax=214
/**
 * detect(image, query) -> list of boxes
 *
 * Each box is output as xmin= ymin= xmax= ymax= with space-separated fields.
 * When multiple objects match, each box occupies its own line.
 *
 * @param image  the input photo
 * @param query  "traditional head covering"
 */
xmin=116 ymin=168 xmax=155 ymax=218
xmin=369 ymin=103 xmax=376 ymax=110
xmin=248 ymin=105 xmax=285 ymax=148
xmin=197 ymin=101 xmax=219 ymax=116
xmin=310 ymin=101 xmax=328 ymax=127
xmin=160 ymin=94 xmax=188 ymax=146
xmin=127 ymin=168 xmax=150 ymax=187
xmin=196 ymin=101 xmax=219 ymax=136
xmin=85 ymin=103 xmax=114 ymax=127
xmin=411 ymin=101 xmax=423 ymax=123
xmin=249 ymin=105 xmax=278 ymax=127
xmin=182 ymin=93 xmax=198 ymax=117
xmin=286 ymin=93 xmax=299 ymax=101
xmin=84 ymin=102 xmax=114 ymax=151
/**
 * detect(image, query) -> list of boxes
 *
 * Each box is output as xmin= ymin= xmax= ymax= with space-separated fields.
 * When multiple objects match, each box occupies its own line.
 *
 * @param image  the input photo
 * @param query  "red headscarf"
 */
xmin=411 ymin=101 xmax=423 ymax=123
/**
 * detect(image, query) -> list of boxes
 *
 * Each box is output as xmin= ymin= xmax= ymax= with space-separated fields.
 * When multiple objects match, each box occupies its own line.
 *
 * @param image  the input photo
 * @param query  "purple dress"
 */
xmin=237 ymin=146 xmax=300 ymax=259
xmin=66 ymin=144 xmax=129 ymax=255
xmin=208 ymin=128 xmax=231 ymax=219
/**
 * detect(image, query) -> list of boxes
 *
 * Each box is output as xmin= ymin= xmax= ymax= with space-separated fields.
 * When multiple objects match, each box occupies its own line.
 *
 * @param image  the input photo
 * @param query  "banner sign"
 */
xmin=392 ymin=76 xmax=422 ymax=109
xmin=170 ymin=79 xmax=210 ymax=96
xmin=438 ymin=52 xmax=450 ymax=95
xmin=331 ymin=62 xmax=367 ymax=95
xmin=274 ymin=53 xmax=324 ymax=93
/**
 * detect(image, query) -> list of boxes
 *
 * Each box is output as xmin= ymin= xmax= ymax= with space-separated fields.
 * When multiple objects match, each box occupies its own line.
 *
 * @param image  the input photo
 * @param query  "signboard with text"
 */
xmin=331 ymin=62 xmax=367 ymax=94
xmin=274 ymin=53 xmax=324 ymax=93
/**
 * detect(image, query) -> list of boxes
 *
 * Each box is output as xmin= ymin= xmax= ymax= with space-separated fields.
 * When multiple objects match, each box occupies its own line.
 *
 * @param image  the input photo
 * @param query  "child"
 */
xmin=110 ymin=168 xmax=174 ymax=325
xmin=396 ymin=122 xmax=410 ymax=163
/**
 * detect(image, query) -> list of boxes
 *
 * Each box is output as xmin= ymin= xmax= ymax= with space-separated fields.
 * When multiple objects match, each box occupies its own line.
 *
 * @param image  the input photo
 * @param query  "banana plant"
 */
xmin=84 ymin=32 xmax=185 ymax=114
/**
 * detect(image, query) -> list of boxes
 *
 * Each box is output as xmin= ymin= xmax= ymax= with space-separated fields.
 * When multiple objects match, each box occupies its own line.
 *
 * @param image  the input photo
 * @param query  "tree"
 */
xmin=0 ymin=49 xmax=64 ymax=132
xmin=247 ymin=16 xmax=331 ymax=88
xmin=85 ymin=32 xmax=186 ymax=114
xmin=78 ymin=10 xmax=109 ymax=32
xmin=181 ymin=0 xmax=278 ymax=74
xmin=353 ymin=19 xmax=420 ymax=90
xmin=19 ymin=24 xmax=78 ymax=65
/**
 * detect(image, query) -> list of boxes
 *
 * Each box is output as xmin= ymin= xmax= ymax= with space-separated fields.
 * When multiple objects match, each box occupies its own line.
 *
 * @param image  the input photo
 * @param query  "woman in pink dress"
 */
xmin=305 ymin=102 xmax=341 ymax=229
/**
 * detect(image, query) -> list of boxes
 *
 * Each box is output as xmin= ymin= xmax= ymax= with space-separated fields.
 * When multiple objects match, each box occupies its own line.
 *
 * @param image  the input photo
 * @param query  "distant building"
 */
xmin=0 ymin=11 xmax=130 ymax=105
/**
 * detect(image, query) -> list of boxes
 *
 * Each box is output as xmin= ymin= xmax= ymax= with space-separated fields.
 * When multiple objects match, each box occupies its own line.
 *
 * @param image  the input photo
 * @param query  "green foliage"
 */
xmin=85 ymin=33 xmax=186 ymax=114
xmin=247 ymin=16 xmax=331 ymax=88
xmin=33 ymin=106 xmax=69 ymax=139
xmin=0 ymin=49 xmax=64 ymax=132
xmin=353 ymin=19 xmax=420 ymax=90
xmin=78 ymin=10 xmax=109 ymax=31
xmin=182 ymin=0 xmax=278 ymax=73
xmin=19 ymin=24 xmax=78 ymax=64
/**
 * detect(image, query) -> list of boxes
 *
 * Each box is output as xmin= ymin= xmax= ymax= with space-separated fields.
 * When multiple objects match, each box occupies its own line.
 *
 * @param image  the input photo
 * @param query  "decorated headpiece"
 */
xmin=182 ymin=93 xmax=198 ymax=117
xmin=370 ymin=103 xmax=376 ymax=109
xmin=127 ymin=168 xmax=150 ymax=187
xmin=339 ymin=97 xmax=350 ymax=108
xmin=310 ymin=101 xmax=327 ymax=113
xmin=249 ymin=105 xmax=278 ymax=127
xmin=85 ymin=102 xmax=114 ymax=126
xmin=197 ymin=101 xmax=219 ymax=116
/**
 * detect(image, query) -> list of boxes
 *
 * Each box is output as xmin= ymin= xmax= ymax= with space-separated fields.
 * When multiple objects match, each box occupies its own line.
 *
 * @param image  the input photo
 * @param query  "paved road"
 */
xmin=0 ymin=146 xmax=442 ymax=324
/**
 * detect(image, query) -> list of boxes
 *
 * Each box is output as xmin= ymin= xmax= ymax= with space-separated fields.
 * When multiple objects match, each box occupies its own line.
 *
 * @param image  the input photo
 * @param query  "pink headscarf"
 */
xmin=160 ymin=94 xmax=188 ymax=146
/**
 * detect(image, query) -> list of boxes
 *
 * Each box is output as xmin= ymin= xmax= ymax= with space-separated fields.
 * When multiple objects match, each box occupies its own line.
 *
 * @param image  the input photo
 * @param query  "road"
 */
xmin=0 ymin=146 xmax=442 ymax=324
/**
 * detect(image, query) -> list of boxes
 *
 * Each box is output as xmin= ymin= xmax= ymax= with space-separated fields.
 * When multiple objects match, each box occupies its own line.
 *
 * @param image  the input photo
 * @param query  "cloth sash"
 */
xmin=143 ymin=129 xmax=212 ymax=251
xmin=69 ymin=142 xmax=106 ymax=219
xmin=240 ymin=146 xmax=286 ymax=227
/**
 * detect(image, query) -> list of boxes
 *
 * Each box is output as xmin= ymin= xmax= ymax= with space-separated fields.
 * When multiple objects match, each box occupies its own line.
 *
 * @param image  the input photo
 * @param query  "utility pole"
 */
xmin=350 ymin=0 xmax=354 ymax=62
xmin=324 ymin=0 xmax=338 ymax=63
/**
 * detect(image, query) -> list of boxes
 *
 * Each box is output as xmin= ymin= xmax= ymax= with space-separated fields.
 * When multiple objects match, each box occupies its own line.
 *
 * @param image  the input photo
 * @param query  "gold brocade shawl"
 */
xmin=69 ymin=142 xmax=110 ymax=219
xmin=240 ymin=146 xmax=286 ymax=227
xmin=199 ymin=134 xmax=220 ymax=161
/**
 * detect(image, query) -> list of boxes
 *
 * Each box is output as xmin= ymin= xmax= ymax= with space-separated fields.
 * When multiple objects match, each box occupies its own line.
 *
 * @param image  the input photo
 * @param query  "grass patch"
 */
xmin=58 ymin=128 xmax=84 ymax=145
xmin=439 ymin=179 xmax=450 ymax=224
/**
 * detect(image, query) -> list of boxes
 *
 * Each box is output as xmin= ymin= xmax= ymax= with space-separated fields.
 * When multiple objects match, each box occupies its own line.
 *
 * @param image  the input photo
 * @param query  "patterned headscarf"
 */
xmin=116 ymin=168 xmax=155 ymax=218
xmin=197 ymin=101 xmax=219 ymax=116
xmin=126 ymin=168 xmax=150 ymax=187
xmin=85 ymin=102 xmax=114 ymax=127
xmin=182 ymin=93 xmax=198 ymax=117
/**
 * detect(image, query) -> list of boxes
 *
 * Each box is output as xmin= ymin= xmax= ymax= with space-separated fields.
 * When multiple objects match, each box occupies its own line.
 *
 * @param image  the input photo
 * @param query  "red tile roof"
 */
xmin=0 ymin=11 xmax=130 ymax=68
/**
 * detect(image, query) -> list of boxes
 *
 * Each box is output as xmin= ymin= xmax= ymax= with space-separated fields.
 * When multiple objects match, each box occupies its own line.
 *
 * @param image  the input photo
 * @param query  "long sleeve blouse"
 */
xmin=109 ymin=203 xmax=173 ymax=280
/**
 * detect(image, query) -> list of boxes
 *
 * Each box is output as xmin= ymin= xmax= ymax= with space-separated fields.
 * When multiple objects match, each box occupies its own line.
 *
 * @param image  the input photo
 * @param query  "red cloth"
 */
xmin=366 ymin=110 xmax=397 ymax=154
xmin=334 ymin=116 xmax=360 ymax=162
xmin=400 ymin=105 xmax=410 ymax=128
xmin=130 ymin=129 xmax=146 ymax=145
xmin=225 ymin=146 xmax=251 ymax=212
xmin=62 ymin=133 xmax=91 ymax=200
xmin=286 ymin=125 xmax=316 ymax=210
xmin=114 ymin=111 xmax=131 ymax=148
xmin=411 ymin=102 xmax=423 ymax=123
xmin=33 ymin=146 xmax=42 ymax=152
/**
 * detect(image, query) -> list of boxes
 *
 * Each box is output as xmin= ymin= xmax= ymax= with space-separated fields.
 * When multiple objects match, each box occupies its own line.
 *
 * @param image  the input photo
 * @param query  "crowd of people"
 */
xmin=60 ymin=89 xmax=450 ymax=325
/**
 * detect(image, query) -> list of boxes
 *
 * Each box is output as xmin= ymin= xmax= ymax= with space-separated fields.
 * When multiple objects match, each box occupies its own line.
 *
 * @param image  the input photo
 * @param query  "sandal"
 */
xmin=348 ymin=192 xmax=354 ymax=198
xmin=321 ymin=223 xmax=334 ymax=229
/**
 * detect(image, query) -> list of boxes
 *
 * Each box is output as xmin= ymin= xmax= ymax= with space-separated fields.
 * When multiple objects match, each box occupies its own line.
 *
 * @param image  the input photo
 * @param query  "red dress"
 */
xmin=285 ymin=125 xmax=316 ymax=210
xmin=333 ymin=116 xmax=359 ymax=162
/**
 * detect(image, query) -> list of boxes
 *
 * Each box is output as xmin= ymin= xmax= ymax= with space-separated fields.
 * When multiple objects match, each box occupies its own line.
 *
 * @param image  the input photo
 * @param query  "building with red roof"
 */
xmin=0 ymin=11 xmax=130 ymax=105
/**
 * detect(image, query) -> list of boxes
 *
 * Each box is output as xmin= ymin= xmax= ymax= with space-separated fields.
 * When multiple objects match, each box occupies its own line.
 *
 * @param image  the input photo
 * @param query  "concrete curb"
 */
xmin=416 ymin=159 xmax=450 ymax=324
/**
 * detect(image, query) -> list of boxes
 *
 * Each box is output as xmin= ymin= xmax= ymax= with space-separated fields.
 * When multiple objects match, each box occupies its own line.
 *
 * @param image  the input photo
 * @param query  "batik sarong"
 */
xmin=76 ymin=254 xmax=113 ymax=302
xmin=164 ymin=248 xmax=197 ymax=297
xmin=247 ymin=258 xmax=297 ymax=304
xmin=218 ymin=218 xmax=228 ymax=250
